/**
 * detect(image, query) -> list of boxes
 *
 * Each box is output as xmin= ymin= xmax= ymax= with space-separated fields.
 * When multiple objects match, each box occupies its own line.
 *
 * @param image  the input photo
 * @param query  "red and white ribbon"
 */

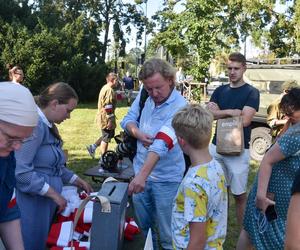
xmin=7 ymin=189 xmax=16 ymax=208
xmin=47 ymin=221 xmax=73 ymax=247
xmin=155 ymin=126 xmax=177 ymax=150
xmin=104 ymin=104 xmax=113 ymax=113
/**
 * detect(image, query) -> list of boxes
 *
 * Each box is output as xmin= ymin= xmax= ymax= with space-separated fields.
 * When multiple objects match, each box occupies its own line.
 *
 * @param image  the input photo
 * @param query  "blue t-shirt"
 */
xmin=210 ymin=83 xmax=259 ymax=149
xmin=0 ymin=152 xmax=20 ymax=222
xmin=123 ymin=76 xmax=134 ymax=90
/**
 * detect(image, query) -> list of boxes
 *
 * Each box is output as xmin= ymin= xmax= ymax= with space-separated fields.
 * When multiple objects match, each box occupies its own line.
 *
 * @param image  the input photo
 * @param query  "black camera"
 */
xmin=99 ymin=132 xmax=137 ymax=172
xmin=114 ymin=131 xmax=137 ymax=161
xmin=101 ymin=150 xmax=119 ymax=172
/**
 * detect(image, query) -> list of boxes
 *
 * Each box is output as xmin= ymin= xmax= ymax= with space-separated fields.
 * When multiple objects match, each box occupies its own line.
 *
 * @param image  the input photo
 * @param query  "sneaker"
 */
xmin=86 ymin=144 xmax=96 ymax=159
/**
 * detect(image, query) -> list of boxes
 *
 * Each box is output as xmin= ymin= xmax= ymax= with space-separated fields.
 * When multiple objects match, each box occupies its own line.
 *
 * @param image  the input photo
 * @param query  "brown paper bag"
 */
xmin=216 ymin=116 xmax=244 ymax=155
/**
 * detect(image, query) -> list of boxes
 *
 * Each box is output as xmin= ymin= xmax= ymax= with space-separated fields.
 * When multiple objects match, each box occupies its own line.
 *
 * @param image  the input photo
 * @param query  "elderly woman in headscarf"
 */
xmin=0 ymin=82 xmax=38 ymax=250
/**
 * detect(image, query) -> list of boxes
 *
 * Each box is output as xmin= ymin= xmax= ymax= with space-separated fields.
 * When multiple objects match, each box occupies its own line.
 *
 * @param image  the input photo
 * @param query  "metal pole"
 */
xmin=144 ymin=0 xmax=148 ymax=57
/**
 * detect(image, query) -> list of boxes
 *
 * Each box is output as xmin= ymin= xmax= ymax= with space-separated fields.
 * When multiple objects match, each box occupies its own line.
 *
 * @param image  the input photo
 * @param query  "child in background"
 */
xmin=7 ymin=64 xmax=24 ymax=84
xmin=171 ymin=104 xmax=228 ymax=249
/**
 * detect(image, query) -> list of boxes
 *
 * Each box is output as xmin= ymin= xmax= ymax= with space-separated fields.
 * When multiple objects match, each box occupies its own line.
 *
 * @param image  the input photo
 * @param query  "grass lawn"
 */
xmin=58 ymin=101 xmax=260 ymax=249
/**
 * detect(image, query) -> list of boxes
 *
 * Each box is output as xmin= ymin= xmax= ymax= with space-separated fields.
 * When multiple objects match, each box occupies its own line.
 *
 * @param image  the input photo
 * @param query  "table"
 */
xmin=84 ymin=158 xmax=134 ymax=183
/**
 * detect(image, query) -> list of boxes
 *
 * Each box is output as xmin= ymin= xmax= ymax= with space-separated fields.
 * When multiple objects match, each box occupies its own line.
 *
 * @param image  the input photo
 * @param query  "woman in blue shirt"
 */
xmin=15 ymin=82 xmax=92 ymax=250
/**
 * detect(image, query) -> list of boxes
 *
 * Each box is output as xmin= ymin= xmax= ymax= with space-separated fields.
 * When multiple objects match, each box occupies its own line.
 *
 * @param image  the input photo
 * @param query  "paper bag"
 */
xmin=216 ymin=116 xmax=244 ymax=155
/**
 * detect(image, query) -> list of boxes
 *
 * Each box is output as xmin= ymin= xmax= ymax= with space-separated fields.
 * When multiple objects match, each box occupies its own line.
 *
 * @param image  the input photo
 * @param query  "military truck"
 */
xmin=244 ymin=63 xmax=300 ymax=161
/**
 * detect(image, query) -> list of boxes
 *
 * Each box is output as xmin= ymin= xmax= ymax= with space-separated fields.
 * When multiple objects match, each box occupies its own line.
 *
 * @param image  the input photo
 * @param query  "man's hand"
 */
xmin=136 ymin=131 xmax=153 ymax=148
xmin=128 ymin=174 xmax=147 ymax=195
xmin=206 ymin=102 xmax=220 ymax=111
xmin=229 ymin=109 xmax=242 ymax=117
xmin=207 ymin=102 xmax=242 ymax=119
xmin=107 ymin=119 xmax=114 ymax=130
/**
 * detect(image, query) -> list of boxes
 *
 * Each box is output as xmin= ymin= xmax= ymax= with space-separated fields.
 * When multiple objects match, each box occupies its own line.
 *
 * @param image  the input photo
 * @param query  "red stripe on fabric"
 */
xmin=104 ymin=108 xmax=113 ymax=113
xmin=7 ymin=198 xmax=16 ymax=208
xmin=47 ymin=223 xmax=62 ymax=247
xmin=155 ymin=132 xmax=174 ymax=150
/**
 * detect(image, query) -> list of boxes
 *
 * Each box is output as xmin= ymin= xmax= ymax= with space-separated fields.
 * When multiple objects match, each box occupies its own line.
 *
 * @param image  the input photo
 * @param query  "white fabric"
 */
xmin=61 ymin=186 xmax=81 ymax=215
xmin=37 ymin=106 xmax=52 ymax=127
xmin=83 ymin=207 xmax=93 ymax=223
xmin=0 ymin=82 xmax=38 ymax=126
xmin=57 ymin=221 xmax=73 ymax=247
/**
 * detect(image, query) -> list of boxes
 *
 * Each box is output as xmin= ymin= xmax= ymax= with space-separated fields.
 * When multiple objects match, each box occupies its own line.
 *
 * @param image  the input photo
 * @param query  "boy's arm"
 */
xmin=187 ymin=222 xmax=207 ymax=250
xmin=183 ymin=184 xmax=209 ymax=250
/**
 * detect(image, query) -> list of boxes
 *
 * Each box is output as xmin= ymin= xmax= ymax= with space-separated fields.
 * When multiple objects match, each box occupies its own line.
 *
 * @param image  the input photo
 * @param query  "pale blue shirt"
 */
xmin=121 ymin=88 xmax=187 ymax=182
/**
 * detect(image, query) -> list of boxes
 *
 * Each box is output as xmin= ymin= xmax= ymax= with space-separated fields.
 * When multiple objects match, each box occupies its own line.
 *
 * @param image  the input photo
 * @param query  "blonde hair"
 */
xmin=172 ymin=104 xmax=213 ymax=149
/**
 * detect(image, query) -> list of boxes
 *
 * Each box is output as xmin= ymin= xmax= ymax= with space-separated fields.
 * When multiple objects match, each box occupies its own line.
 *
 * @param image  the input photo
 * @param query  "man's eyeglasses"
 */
xmin=0 ymin=127 xmax=26 ymax=146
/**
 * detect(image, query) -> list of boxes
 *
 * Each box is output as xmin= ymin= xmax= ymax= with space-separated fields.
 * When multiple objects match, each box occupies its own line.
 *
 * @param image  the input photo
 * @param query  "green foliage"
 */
xmin=150 ymin=0 xmax=300 ymax=80
xmin=0 ymin=16 xmax=108 ymax=101
xmin=151 ymin=0 xmax=241 ymax=80
xmin=0 ymin=0 xmax=147 ymax=101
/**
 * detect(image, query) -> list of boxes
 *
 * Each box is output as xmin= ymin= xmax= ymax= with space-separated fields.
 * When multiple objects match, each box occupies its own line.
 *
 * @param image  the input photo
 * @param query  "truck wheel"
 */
xmin=250 ymin=127 xmax=272 ymax=162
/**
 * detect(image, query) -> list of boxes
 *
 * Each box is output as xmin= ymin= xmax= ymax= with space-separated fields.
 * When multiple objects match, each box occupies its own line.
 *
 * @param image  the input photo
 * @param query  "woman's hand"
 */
xmin=45 ymin=187 xmax=67 ymax=214
xmin=256 ymin=195 xmax=275 ymax=212
xmin=74 ymin=178 xmax=93 ymax=194
xmin=53 ymin=194 xmax=68 ymax=214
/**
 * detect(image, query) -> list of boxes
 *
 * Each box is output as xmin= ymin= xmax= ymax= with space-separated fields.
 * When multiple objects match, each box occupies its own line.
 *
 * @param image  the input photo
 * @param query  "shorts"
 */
xmin=0 ymin=203 xmax=20 ymax=223
xmin=209 ymin=144 xmax=250 ymax=195
xmin=101 ymin=129 xmax=115 ymax=143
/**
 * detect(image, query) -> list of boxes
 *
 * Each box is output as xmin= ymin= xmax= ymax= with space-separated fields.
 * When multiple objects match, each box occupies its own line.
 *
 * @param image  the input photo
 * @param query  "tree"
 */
xmin=150 ymin=0 xmax=292 ymax=79
xmin=86 ymin=0 xmax=146 ymax=61
xmin=151 ymin=0 xmax=240 ymax=80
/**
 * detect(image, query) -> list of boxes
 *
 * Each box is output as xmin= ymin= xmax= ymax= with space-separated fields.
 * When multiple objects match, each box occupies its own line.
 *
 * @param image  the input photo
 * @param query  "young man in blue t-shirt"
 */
xmin=207 ymin=52 xmax=260 ymax=227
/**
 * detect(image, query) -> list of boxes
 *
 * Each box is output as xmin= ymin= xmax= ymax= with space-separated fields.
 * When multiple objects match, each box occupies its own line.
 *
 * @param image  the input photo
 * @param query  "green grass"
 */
xmin=57 ymin=101 xmax=260 ymax=249
xmin=57 ymin=101 xmax=129 ymax=183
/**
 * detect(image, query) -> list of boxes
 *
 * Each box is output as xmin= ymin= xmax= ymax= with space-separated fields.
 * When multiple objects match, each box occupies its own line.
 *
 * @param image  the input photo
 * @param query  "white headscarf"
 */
xmin=0 ymin=82 xmax=38 ymax=126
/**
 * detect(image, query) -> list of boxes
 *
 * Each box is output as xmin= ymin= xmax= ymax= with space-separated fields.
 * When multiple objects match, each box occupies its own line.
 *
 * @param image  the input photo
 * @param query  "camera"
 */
xmin=114 ymin=131 xmax=137 ymax=160
xmin=100 ymin=132 xmax=137 ymax=172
